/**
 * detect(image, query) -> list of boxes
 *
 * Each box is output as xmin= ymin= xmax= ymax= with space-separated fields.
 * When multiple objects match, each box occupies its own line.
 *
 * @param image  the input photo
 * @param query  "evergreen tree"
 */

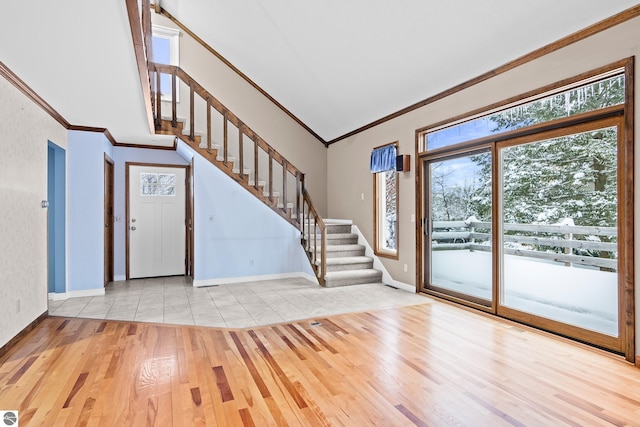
xmin=474 ymin=75 xmax=623 ymax=228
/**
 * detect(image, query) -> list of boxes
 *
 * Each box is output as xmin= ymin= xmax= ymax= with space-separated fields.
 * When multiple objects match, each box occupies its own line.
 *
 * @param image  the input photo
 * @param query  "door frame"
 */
xmin=125 ymin=162 xmax=191 ymax=279
xmin=104 ymin=154 xmax=114 ymax=286
xmin=186 ymin=157 xmax=195 ymax=278
xmin=421 ymin=144 xmax=497 ymax=312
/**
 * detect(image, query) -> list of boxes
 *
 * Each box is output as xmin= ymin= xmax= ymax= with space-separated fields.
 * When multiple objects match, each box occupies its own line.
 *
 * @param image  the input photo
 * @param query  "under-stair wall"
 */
xmin=177 ymin=141 xmax=315 ymax=285
xmin=152 ymin=12 xmax=328 ymax=216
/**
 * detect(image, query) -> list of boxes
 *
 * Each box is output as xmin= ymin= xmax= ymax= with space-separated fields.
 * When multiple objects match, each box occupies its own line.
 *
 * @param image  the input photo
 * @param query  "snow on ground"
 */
xmin=431 ymin=250 xmax=617 ymax=336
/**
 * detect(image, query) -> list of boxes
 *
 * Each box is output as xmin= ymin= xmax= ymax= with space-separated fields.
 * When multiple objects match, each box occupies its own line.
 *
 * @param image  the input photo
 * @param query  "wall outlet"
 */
xmin=411 ymin=214 xmax=415 ymax=223
xmin=16 ymin=299 xmax=20 ymax=314
xmin=361 ymin=193 xmax=364 ymax=201
xmin=249 ymin=259 xmax=254 ymax=266
xmin=403 ymin=264 xmax=408 ymax=272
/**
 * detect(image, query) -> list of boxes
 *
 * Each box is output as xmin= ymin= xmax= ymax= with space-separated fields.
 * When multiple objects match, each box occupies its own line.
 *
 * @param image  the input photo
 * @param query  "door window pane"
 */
xmin=140 ymin=173 xmax=158 ymax=195
xmin=428 ymin=152 xmax=492 ymax=302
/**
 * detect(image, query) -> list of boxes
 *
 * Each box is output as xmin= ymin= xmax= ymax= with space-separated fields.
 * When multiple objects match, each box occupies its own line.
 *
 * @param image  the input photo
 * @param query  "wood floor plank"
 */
xmin=1 ymin=301 xmax=639 ymax=426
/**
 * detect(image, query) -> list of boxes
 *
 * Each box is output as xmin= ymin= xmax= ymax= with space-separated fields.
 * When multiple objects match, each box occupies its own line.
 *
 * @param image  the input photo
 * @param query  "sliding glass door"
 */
xmin=418 ymin=64 xmax=633 ymax=359
xmin=421 ymin=116 xmax=626 ymax=352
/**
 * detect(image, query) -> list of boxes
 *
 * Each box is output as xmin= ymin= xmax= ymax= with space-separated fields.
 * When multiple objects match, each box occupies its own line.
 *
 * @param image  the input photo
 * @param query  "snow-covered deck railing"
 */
xmin=431 ymin=220 xmax=617 ymax=270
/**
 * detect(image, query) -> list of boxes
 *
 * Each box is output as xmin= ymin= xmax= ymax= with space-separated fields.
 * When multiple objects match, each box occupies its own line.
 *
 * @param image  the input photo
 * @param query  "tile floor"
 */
xmin=48 ymin=276 xmax=431 ymax=328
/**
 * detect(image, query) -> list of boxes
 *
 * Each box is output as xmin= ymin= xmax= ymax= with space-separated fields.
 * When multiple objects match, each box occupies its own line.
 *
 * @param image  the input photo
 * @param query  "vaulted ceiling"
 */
xmin=1 ymin=1 xmax=638 ymax=146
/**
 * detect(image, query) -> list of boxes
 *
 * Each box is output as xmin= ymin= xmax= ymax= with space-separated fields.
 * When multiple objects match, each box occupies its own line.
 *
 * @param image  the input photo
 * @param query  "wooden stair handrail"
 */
xmin=153 ymin=63 xmax=302 ymax=177
xmin=302 ymin=188 xmax=326 ymax=286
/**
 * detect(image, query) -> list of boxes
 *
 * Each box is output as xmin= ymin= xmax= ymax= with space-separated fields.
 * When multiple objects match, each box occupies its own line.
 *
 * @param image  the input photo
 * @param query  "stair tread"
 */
xmin=324 ymin=219 xmax=353 ymax=225
xmin=314 ymin=233 xmax=357 ymax=239
xmin=324 ymin=256 xmax=372 ymax=265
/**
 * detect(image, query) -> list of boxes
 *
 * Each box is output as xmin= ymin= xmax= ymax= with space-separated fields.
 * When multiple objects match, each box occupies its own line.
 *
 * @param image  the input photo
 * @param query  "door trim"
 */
xmin=104 ymin=154 xmax=114 ymax=286
xmin=125 ymin=162 xmax=190 ymax=280
xmin=187 ymin=157 xmax=195 ymax=278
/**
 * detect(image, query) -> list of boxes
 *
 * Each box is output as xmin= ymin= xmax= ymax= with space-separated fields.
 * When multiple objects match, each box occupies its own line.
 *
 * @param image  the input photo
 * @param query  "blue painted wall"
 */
xmin=67 ymin=131 xmax=109 ymax=292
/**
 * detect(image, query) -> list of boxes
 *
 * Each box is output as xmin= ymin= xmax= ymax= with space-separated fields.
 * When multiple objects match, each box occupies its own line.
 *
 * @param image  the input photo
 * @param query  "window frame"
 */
xmin=152 ymin=24 xmax=180 ymax=102
xmin=373 ymin=141 xmax=399 ymax=259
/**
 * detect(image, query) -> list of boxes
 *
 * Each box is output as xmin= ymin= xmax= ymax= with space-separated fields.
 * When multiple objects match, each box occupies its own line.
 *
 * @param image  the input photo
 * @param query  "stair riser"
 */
xmin=327 ymin=224 xmax=351 ymax=234
xmin=327 ymin=238 xmax=358 ymax=245
xmin=305 ymin=237 xmax=358 ymax=245
xmin=325 ymin=272 xmax=382 ymax=288
xmin=326 ymin=262 xmax=373 ymax=272
xmin=303 ymin=224 xmax=351 ymax=234
xmin=326 ymin=249 xmax=365 ymax=258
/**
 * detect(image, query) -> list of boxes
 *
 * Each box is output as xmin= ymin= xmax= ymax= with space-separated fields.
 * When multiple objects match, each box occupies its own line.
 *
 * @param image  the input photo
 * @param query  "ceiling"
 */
xmin=1 ymin=1 xmax=638 ymax=146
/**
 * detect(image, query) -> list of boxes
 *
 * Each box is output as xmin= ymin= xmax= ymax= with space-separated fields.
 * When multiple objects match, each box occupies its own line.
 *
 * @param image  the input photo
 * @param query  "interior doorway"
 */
xmin=47 ymin=141 xmax=66 ymax=295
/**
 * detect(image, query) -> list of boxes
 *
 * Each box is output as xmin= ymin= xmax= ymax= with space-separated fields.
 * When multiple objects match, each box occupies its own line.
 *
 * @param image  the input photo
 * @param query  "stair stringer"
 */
xmin=351 ymin=224 xmax=416 ymax=293
xmin=158 ymin=119 xmax=301 ymax=230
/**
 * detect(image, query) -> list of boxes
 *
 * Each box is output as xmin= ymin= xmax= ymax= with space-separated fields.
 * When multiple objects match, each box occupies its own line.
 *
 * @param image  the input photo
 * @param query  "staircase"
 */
xmin=310 ymin=220 xmax=382 ymax=287
xmin=144 ymin=53 xmax=383 ymax=287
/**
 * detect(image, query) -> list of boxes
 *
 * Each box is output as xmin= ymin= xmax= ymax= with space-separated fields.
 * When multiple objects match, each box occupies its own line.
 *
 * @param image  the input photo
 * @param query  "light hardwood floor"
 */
xmin=1 ymin=300 xmax=639 ymax=426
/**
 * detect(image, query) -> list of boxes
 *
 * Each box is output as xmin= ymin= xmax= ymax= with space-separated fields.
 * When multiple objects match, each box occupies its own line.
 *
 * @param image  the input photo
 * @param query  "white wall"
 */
xmin=0 ymin=76 xmax=67 ymax=348
xmin=112 ymin=146 xmax=189 ymax=280
xmin=67 ymin=130 xmax=112 ymax=294
xmin=152 ymin=12 xmax=328 ymax=216
xmin=327 ymin=16 xmax=640 ymax=357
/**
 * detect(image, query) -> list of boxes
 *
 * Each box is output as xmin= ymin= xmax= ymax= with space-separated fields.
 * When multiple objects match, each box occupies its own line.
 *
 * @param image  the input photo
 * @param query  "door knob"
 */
xmin=131 ymin=226 xmax=137 ymax=231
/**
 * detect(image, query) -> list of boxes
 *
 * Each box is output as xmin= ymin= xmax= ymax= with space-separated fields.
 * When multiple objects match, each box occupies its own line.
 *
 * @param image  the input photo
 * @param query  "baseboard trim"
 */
xmin=194 ymin=272 xmax=319 ymax=288
xmin=0 ymin=310 xmax=48 ymax=360
xmin=389 ymin=280 xmax=416 ymax=293
xmin=48 ymin=288 xmax=106 ymax=301
xmin=351 ymin=225 xmax=415 ymax=293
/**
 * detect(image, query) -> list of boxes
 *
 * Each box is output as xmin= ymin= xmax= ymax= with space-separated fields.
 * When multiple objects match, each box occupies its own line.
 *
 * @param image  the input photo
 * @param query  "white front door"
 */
xmin=129 ymin=165 xmax=186 ymax=279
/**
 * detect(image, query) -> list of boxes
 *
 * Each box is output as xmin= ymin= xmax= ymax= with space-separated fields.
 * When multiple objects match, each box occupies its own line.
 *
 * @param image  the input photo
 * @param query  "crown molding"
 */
xmin=0 ymin=61 xmax=71 ymax=128
xmin=153 ymin=5 xmax=329 ymax=147
xmin=326 ymin=4 xmax=640 ymax=145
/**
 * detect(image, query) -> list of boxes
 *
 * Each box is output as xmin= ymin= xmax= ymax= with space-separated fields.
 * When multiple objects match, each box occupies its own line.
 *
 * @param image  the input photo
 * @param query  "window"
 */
xmin=140 ymin=173 xmax=176 ymax=196
xmin=152 ymin=25 xmax=180 ymax=101
xmin=373 ymin=143 xmax=398 ymax=258
xmin=424 ymin=72 xmax=624 ymax=151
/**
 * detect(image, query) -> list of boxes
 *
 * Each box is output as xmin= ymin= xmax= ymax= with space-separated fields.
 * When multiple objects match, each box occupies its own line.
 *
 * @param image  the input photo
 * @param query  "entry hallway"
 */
xmin=48 ymin=277 xmax=426 ymax=328
xmin=1 ymin=295 xmax=639 ymax=425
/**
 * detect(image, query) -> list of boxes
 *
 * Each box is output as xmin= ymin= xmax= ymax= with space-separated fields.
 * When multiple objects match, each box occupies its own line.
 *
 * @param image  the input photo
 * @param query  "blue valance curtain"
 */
xmin=369 ymin=144 xmax=396 ymax=173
